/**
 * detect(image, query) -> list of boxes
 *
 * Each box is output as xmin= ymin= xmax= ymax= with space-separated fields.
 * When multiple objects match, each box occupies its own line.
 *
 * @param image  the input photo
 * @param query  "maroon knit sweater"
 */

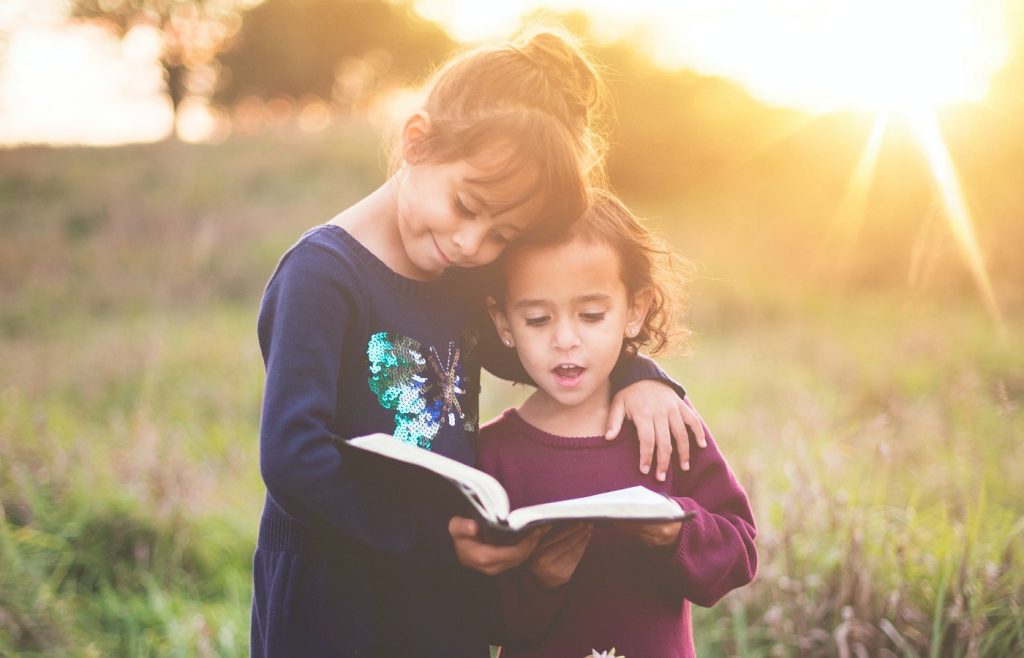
xmin=478 ymin=406 xmax=757 ymax=658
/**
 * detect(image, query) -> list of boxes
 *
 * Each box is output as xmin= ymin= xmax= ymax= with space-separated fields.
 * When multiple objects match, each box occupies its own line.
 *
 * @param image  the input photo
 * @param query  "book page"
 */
xmin=506 ymin=485 xmax=686 ymax=531
xmin=345 ymin=433 xmax=511 ymax=523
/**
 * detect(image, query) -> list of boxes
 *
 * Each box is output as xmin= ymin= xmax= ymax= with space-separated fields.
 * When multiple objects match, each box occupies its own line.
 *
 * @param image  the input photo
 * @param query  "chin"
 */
xmin=548 ymin=389 xmax=593 ymax=408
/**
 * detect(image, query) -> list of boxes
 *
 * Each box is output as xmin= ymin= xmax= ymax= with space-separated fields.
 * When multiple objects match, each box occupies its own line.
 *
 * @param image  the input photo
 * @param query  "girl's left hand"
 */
xmin=614 ymin=519 xmax=683 ymax=548
xmin=606 ymin=380 xmax=707 ymax=481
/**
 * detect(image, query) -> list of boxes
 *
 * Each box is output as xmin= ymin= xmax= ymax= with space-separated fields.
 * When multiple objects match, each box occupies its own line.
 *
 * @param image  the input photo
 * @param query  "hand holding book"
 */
xmin=447 ymin=516 xmax=545 ymax=576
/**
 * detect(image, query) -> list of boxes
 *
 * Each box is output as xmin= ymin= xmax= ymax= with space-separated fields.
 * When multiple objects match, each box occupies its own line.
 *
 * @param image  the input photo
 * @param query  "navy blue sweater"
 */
xmin=251 ymin=225 xmax=683 ymax=657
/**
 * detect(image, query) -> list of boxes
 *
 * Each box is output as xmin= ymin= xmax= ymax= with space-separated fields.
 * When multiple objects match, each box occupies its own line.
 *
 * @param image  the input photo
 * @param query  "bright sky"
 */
xmin=0 ymin=0 xmax=1015 ymax=144
xmin=414 ymin=0 xmax=1011 ymax=111
xmin=0 ymin=0 xmax=172 ymax=145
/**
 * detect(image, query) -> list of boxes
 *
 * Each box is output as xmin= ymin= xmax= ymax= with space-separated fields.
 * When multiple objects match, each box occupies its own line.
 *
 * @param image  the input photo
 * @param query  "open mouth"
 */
xmin=552 ymin=364 xmax=585 ymax=387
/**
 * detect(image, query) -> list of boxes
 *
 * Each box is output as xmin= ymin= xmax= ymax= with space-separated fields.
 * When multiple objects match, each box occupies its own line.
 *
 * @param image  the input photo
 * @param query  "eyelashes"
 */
xmin=454 ymin=196 xmax=475 ymax=218
xmin=522 ymin=312 xmax=606 ymax=327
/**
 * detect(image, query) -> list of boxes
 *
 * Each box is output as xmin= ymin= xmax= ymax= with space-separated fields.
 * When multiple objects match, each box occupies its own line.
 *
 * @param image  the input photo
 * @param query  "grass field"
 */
xmin=1 ymin=124 xmax=1021 ymax=656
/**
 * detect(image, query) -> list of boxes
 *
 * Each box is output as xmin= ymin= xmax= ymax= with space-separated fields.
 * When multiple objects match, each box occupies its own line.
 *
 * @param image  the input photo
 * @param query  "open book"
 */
xmin=334 ymin=433 xmax=693 ymax=545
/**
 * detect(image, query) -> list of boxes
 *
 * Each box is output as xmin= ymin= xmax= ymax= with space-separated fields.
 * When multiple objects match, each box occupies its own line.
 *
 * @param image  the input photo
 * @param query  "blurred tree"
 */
xmin=71 ymin=0 xmax=247 ymax=124
xmin=214 ymin=0 xmax=453 ymax=110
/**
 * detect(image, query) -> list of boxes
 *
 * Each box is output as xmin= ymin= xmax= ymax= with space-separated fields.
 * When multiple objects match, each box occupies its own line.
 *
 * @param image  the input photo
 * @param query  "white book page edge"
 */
xmin=347 ymin=433 xmax=510 ymax=523
xmin=506 ymin=485 xmax=684 ymax=530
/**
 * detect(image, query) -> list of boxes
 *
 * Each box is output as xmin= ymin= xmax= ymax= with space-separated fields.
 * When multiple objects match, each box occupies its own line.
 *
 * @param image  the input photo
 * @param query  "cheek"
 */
xmin=589 ymin=324 xmax=628 ymax=355
xmin=468 ymin=242 xmax=508 ymax=267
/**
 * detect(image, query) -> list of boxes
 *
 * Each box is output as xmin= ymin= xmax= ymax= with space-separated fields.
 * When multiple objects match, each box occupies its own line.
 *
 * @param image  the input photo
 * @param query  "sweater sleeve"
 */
xmin=644 ymin=404 xmax=757 ymax=607
xmin=257 ymin=242 xmax=456 ymax=565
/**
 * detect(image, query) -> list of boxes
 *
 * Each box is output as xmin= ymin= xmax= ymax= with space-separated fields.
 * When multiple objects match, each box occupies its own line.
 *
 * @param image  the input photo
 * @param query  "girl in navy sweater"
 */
xmin=252 ymin=30 xmax=706 ymax=657
xmin=480 ymin=190 xmax=758 ymax=658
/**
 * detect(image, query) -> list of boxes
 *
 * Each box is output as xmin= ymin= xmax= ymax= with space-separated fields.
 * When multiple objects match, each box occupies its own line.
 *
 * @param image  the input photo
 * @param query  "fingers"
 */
xmin=653 ymin=414 xmax=672 ymax=482
xmin=450 ymin=518 xmax=543 ymax=575
xmin=668 ymin=405 xmax=691 ymax=472
xmin=680 ymin=402 xmax=707 ymax=448
xmin=529 ymin=524 xmax=592 ymax=588
xmin=448 ymin=516 xmax=479 ymax=539
xmin=610 ymin=520 xmax=682 ymax=547
xmin=536 ymin=524 xmax=591 ymax=560
xmin=637 ymin=521 xmax=683 ymax=548
xmin=635 ymin=418 xmax=655 ymax=475
xmin=537 ymin=522 xmax=582 ymax=548
xmin=605 ymin=396 xmax=626 ymax=440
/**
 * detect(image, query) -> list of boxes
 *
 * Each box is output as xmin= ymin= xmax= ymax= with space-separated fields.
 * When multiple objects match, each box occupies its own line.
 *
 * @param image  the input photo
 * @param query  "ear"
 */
xmin=486 ymin=295 xmax=515 ymax=348
xmin=625 ymin=287 xmax=654 ymax=338
xmin=400 ymin=111 xmax=431 ymax=164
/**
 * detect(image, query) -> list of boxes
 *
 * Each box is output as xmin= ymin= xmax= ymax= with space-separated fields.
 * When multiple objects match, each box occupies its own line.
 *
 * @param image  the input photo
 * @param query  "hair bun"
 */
xmin=515 ymin=29 xmax=602 ymax=129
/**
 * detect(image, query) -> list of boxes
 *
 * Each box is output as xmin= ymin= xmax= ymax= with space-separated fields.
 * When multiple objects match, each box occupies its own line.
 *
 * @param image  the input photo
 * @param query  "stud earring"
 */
xmin=627 ymin=328 xmax=638 ymax=337
xmin=503 ymin=339 xmax=513 ymax=347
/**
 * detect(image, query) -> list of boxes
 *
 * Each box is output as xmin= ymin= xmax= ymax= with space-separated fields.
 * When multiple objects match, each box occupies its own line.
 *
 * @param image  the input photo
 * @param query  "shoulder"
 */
xmin=477 ymin=408 xmax=520 ymax=475
xmin=272 ymin=225 xmax=364 ymax=282
xmin=477 ymin=409 xmax=521 ymax=454
xmin=261 ymin=225 xmax=376 ymax=312
xmin=479 ymin=408 xmax=519 ymax=442
xmin=258 ymin=226 xmax=373 ymax=336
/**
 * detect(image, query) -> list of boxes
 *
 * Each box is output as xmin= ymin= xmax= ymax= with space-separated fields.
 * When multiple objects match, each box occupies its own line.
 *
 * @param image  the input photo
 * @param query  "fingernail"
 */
xmin=641 ymin=464 xmax=650 ymax=474
xmin=683 ymin=461 xmax=690 ymax=471
xmin=657 ymin=471 xmax=666 ymax=482
xmin=699 ymin=438 xmax=707 ymax=448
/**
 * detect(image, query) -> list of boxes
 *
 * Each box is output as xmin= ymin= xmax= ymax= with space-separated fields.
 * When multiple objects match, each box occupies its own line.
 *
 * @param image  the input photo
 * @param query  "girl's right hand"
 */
xmin=527 ymin=522 xmax=592 ymax=590
xmin=448 ymin=516 xmax=544 ymax=575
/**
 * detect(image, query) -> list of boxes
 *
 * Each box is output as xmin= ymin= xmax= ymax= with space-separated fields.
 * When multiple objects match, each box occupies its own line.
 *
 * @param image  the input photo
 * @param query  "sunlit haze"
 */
xmin=414 ymin=0 xmax=1011 ymax=113
xmin=0 ymin=0 xmax=1015 ymax=146
xmin=0 ymin=4 xmax=172 ymax=145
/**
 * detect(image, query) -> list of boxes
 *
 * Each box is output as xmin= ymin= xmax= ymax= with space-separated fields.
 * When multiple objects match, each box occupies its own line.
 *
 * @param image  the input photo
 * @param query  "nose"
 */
xmin=451 ymin=222 xmax=487 ymax=259
xmin=552 ymin=317 xmax=581 ymax=351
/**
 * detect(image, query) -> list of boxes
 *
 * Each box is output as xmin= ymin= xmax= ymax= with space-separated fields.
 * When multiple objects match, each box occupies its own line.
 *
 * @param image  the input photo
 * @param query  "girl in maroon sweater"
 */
xmin=479 ymin=190 xmax=757 ymax=658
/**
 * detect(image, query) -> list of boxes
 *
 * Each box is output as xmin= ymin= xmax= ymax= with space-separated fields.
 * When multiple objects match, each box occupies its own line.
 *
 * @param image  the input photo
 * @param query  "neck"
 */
xmin=517 ymin=379 xmax=612 ymax=438
xmin=329 ymin=176 xmax=404 ymax=268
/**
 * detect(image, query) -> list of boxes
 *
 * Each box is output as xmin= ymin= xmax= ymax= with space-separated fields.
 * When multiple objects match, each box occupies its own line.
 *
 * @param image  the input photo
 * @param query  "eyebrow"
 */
xmin=512 ymin=293 xmax=611 ymax=309
xmin=463 ymin=183 xmax=527 ymax=218
xmin=513 ymin=298 xmax=550 ymax=309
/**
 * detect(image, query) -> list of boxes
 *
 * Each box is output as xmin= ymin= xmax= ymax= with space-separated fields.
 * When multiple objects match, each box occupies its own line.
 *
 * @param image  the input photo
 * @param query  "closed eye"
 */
xmin=524 ymin=316 xmax=550 ymax=327
xmin=580 ymin=312 xmax=606 ymax=322
xmin=454 ymin=196 xmax=475 ymax=218
xmin=489 ymin=230 xmax=513 ymax=244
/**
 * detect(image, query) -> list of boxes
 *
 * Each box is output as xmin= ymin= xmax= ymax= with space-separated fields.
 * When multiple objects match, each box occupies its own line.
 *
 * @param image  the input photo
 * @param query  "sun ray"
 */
xmin=904 ymin=107 xmax=1003 ymax=325
xmin=818 ymin=113 xmax=889 ymax=274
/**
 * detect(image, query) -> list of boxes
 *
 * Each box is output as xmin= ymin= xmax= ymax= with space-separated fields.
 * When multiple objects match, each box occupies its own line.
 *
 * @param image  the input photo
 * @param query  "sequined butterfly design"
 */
xmin=366 ymin=330 xmax=479 ymax=450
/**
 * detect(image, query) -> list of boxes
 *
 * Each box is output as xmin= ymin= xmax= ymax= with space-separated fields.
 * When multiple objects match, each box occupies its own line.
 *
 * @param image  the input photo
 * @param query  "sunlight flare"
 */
xmin=905 ymin=108 xmax=1003 ymax=323
xmin=823 ymin=114 xmax=889 ymax=260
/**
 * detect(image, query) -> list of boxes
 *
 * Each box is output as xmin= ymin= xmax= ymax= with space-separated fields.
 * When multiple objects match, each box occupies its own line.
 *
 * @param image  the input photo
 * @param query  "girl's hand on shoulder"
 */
xmin=614 ymin=520 xmax=683 ymax=549
xmin=448 ymin=516 xmax=543 ymax=576
xmin=527 ymin=522 xmax=592 ymax=590
xmin=606 ymin=380 xmax=707 ymax=481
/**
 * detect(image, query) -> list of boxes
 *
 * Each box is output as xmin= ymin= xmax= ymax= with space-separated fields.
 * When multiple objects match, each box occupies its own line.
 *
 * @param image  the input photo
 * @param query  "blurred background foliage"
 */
xmin=1 ymin=0 xmax=1023 ymax=656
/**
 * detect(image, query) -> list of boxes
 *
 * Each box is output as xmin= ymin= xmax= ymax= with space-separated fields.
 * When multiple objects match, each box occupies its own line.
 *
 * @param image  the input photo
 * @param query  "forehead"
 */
xmin=457 ymin=141 xmax=545 ymax=220
xmin=503 ymin=238 xmax=624 ymax=301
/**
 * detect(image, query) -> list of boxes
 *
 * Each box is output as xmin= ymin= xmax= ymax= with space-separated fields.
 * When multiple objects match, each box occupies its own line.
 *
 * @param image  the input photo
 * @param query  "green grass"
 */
xmin=1 ymin=125 xmax=1022 ymax=656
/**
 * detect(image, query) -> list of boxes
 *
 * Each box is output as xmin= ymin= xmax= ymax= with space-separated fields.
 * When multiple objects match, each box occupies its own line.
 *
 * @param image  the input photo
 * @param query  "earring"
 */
xmin=503 ymin=339 xmax=513 ymax=347
xmin=627 ymin=328 xmax=638 ymax=337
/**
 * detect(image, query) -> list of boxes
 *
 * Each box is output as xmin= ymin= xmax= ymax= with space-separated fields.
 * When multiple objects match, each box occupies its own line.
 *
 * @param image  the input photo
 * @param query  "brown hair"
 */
xmin=398 ymin=28 xmax=608 ymax=241
xmin=500 ymin=189 xmax=694 ymax=356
